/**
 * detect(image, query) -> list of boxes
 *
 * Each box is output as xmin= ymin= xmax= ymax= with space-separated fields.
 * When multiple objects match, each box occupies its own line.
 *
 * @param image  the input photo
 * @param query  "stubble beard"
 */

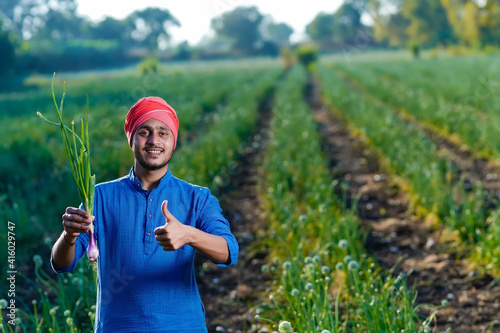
xmin=136 ymin=150 xmax=173 ymax=171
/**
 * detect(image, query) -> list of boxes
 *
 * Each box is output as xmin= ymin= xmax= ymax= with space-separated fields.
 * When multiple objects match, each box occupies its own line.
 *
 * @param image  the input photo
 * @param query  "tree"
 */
xmin=88 ymin=16 xmax=128 ymax=41
xmin=0 ymin=18 xmax=15 ymax=75
xmin=128 ymin=7 xmax=180 ymax=51
xmin=0 ymin=0 xmax=79 ymax=39
xmin=479 ymin=0 xmax=500 ymax=46
xmin=402 ymin=0 xmax=455 ymax=46
xmin=462 ymin=1 xmax=480 ymax=46
xmin=306 ymin=3 xmax=368 ymax=51
xmin=306 ymin=12 xmax=336 ymax=49
xmin=440 ymin=0 xmax=500 ymax=46
xmin=0 ymin=0 xmax=19 ymax=27
xmin=211 ymin=6 xmax=264 ymax=55
xmin=31 ymin=7 xmax=85 ymax=42
xmin=346 ymin=0 xmax=371 ymax=13
xmin=262 ymin=20 xmax=294 ymax=46
xmin=332 ymin=3 xmax=365 ymax=44
xmin=374 ymin=12 xmax=411 ymax=46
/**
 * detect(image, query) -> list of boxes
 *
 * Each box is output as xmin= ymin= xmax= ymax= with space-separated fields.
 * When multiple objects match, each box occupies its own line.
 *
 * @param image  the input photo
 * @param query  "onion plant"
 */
xmin=37 ymin=74 xmax=98 ymax=263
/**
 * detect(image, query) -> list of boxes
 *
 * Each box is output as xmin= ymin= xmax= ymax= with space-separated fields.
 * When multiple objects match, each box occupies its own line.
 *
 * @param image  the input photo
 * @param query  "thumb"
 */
xmin=161 ymin=200 xmax=170 ymax=221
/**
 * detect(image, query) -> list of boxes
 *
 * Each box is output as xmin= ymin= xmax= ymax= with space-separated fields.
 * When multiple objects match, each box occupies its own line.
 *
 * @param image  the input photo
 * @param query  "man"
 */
xmin=51 ymin=97 xmax=239 ymax=332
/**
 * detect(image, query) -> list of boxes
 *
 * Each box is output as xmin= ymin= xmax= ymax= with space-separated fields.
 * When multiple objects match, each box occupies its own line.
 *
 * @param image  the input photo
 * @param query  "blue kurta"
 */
xmin=51 ymin=168 xmax=239 ymax=332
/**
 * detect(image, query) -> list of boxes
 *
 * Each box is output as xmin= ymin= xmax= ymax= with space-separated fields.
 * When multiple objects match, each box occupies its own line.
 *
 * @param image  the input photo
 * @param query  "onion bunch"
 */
xmin=37 ymin=74 xmax=99 ymax=264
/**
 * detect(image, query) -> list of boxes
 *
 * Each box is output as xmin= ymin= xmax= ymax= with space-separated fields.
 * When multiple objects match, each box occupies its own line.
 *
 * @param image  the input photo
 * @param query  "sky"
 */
xmin=76 ymin=0 xmax=344 ymax=45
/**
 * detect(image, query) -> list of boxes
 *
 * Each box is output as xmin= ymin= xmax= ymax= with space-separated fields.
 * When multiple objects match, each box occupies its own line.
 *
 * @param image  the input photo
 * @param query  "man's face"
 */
xmin=132 ymin=118 xmax=175 ymax=171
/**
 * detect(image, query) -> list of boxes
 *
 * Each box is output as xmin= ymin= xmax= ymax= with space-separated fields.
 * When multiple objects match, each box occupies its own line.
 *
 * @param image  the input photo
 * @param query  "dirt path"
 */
xmin=196 ymin=91 xmax=274 ymax=333
xmin=420 ymin=125 xmax=500 ymax=206
xmin=306 ymin=73 xmax=500 ymax=333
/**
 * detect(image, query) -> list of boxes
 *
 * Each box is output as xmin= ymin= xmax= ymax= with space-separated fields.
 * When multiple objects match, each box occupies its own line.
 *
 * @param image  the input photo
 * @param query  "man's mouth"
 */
xmin=145 ymin=148 xmax=163 ymax=155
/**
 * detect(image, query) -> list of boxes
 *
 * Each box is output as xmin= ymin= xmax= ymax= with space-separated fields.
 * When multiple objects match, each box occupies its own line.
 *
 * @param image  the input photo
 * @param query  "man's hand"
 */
xmin=62 ymin=207 xmax=92 ymax=238
xmin=52 ymin=207 xmax=92 ymax=271
xmin=154 ymin=200 xmax=230 ymax=264
xmin=154 ymin=200 xmax=190 ymax=251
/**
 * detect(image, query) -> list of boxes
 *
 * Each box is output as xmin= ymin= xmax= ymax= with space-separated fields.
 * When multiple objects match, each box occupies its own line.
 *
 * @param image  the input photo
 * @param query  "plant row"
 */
xmin=255 ymin=65 xmax=437 ymax=333
xmin=333 ymin=58 xmax=500 ymax=162
xmin=317 ymin=64 xmax=500 ymax=277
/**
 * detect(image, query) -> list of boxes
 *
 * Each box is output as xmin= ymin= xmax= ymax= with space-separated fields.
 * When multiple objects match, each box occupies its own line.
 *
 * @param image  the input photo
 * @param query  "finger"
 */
xmin=66 ymin=207 xmax=90 ymax=219
xmin=154 ymin=226 xmax=166 ymax=235
xmin=63 ymin=208 xmax=91 ymax=223
xmin=62 ymin=212 xmax=91 ymax=224
xmin=62 ymin=220 xmax=90 ymax=232
xmin=161 ymin=200 xmax=171 ymax=220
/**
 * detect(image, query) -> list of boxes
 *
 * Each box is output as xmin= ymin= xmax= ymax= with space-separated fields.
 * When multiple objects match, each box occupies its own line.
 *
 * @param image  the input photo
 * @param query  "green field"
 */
xmin=1 ymin=54 xmax=500 ymax=332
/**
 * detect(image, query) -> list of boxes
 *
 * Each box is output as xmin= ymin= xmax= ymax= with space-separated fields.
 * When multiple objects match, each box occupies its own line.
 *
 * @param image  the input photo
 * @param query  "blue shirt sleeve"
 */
xmin=196 ymin=189 xmax=238 ymax=267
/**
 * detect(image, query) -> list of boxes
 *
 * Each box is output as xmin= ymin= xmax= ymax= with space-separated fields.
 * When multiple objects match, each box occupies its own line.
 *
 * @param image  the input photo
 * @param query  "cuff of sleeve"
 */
xmin=50 ymin=251 xmax=78 ymax=273
xmin=216 ymin=234 xmax=239 ymax=267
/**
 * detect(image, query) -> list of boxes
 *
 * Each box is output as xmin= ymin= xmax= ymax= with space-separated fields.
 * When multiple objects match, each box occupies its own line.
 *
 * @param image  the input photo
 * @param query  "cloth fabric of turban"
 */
xmin=124 ymin=97 xmax=179 ymax=149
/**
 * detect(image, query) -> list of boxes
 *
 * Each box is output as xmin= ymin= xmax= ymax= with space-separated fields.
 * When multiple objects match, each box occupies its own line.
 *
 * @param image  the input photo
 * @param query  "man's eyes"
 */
xmin=138 ymin=130 xmax=169 ymax=136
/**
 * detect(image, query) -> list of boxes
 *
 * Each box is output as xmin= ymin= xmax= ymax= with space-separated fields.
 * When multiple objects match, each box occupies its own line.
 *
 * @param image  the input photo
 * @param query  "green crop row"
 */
xmin=0 ymin=64 xmax=260 ymax=120
xmin=334 ymin=59 xmax=500 ymax=162
xmin=334 ymin=58 xmax=500 ymax=278
xmin=255 ymin=65 xmax=437 ymax=333
xmin=357 ymin=56 xmax=500 ymax=113
xmin=317 ymin=64 xmax=500 ymax=276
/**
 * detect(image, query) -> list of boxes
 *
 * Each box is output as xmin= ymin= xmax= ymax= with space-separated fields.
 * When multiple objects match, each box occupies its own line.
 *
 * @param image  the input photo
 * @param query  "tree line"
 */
xmin=0 ymin=0 xmax=298 ymax=75
xmin=370 ymin=0 xmax=500 ymax=49
xmin=306 ymin=0 xmax=500 ymax=52
xmin=0 ymin=0 xmax=499 ymax=76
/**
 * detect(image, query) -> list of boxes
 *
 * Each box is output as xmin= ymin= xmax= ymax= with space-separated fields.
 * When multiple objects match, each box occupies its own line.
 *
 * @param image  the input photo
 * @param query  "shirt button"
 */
xmin=149 ymin=214 xmax=152 ymax=217
xmin=147 ymin=233 xmax=151 ymax=236
xmin=150 ymin=199 xmax=153 ymax=202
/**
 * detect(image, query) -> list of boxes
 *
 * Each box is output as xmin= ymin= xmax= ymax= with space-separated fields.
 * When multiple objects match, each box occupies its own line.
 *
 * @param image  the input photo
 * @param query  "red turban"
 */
xmin=124 ymin=97 xmax=179 ymax=149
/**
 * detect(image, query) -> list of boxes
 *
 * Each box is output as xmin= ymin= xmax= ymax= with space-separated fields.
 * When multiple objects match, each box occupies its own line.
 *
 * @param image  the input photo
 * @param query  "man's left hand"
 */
xmin=154 ymin=200 xmax=190 ymax=251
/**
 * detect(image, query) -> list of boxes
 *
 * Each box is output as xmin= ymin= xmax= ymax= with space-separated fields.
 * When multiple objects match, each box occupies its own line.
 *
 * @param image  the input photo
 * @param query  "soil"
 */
xmin=197 ymin=90 xmax=274 ymax=333
xmin=197 ymin=72 xmax=500 ymax=333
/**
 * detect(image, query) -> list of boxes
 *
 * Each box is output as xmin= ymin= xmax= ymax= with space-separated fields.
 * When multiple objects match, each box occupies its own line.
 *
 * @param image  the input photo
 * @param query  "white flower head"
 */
xmin=338 ymin=239 xmax=349 ymax=249
xmin=278 ymin=320 xmax=293 ymax=333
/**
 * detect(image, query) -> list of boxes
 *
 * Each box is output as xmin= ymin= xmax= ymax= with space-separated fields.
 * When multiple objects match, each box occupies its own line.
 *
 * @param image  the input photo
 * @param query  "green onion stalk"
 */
xmin=37 ymin=74 xmax=98 ymax=264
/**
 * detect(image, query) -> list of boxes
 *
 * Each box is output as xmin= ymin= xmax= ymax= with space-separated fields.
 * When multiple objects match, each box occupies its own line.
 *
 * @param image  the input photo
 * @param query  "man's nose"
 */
xmin=147 ymin=132 xmax=159 ymax=144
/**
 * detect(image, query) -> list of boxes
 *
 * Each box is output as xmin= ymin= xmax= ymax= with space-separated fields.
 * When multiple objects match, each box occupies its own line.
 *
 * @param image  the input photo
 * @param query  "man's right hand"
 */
xmin=62 ymin=207 xmax=91 ymax=238
xmin=52 ymin=207 xmax=92 ymax=271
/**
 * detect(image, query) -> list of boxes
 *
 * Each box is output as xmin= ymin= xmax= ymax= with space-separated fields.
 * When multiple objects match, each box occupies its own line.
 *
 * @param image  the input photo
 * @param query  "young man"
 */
xmin=51 ymin=97 xmax=238 ymax=332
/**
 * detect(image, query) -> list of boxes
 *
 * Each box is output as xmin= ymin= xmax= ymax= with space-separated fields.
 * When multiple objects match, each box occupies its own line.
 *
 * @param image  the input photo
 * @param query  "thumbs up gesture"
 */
xmin=154 ymin=200 xmax=189 ymax=251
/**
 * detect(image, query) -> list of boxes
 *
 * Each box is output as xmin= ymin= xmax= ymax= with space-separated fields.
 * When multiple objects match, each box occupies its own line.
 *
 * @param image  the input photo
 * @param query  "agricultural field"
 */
xmin=1 ymin=54 xmax=500 ymax=332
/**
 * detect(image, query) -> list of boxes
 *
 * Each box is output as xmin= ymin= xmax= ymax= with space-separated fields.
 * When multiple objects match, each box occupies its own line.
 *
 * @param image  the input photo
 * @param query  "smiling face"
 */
xmin=132 ymin=118 xmax=175 ymax=174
